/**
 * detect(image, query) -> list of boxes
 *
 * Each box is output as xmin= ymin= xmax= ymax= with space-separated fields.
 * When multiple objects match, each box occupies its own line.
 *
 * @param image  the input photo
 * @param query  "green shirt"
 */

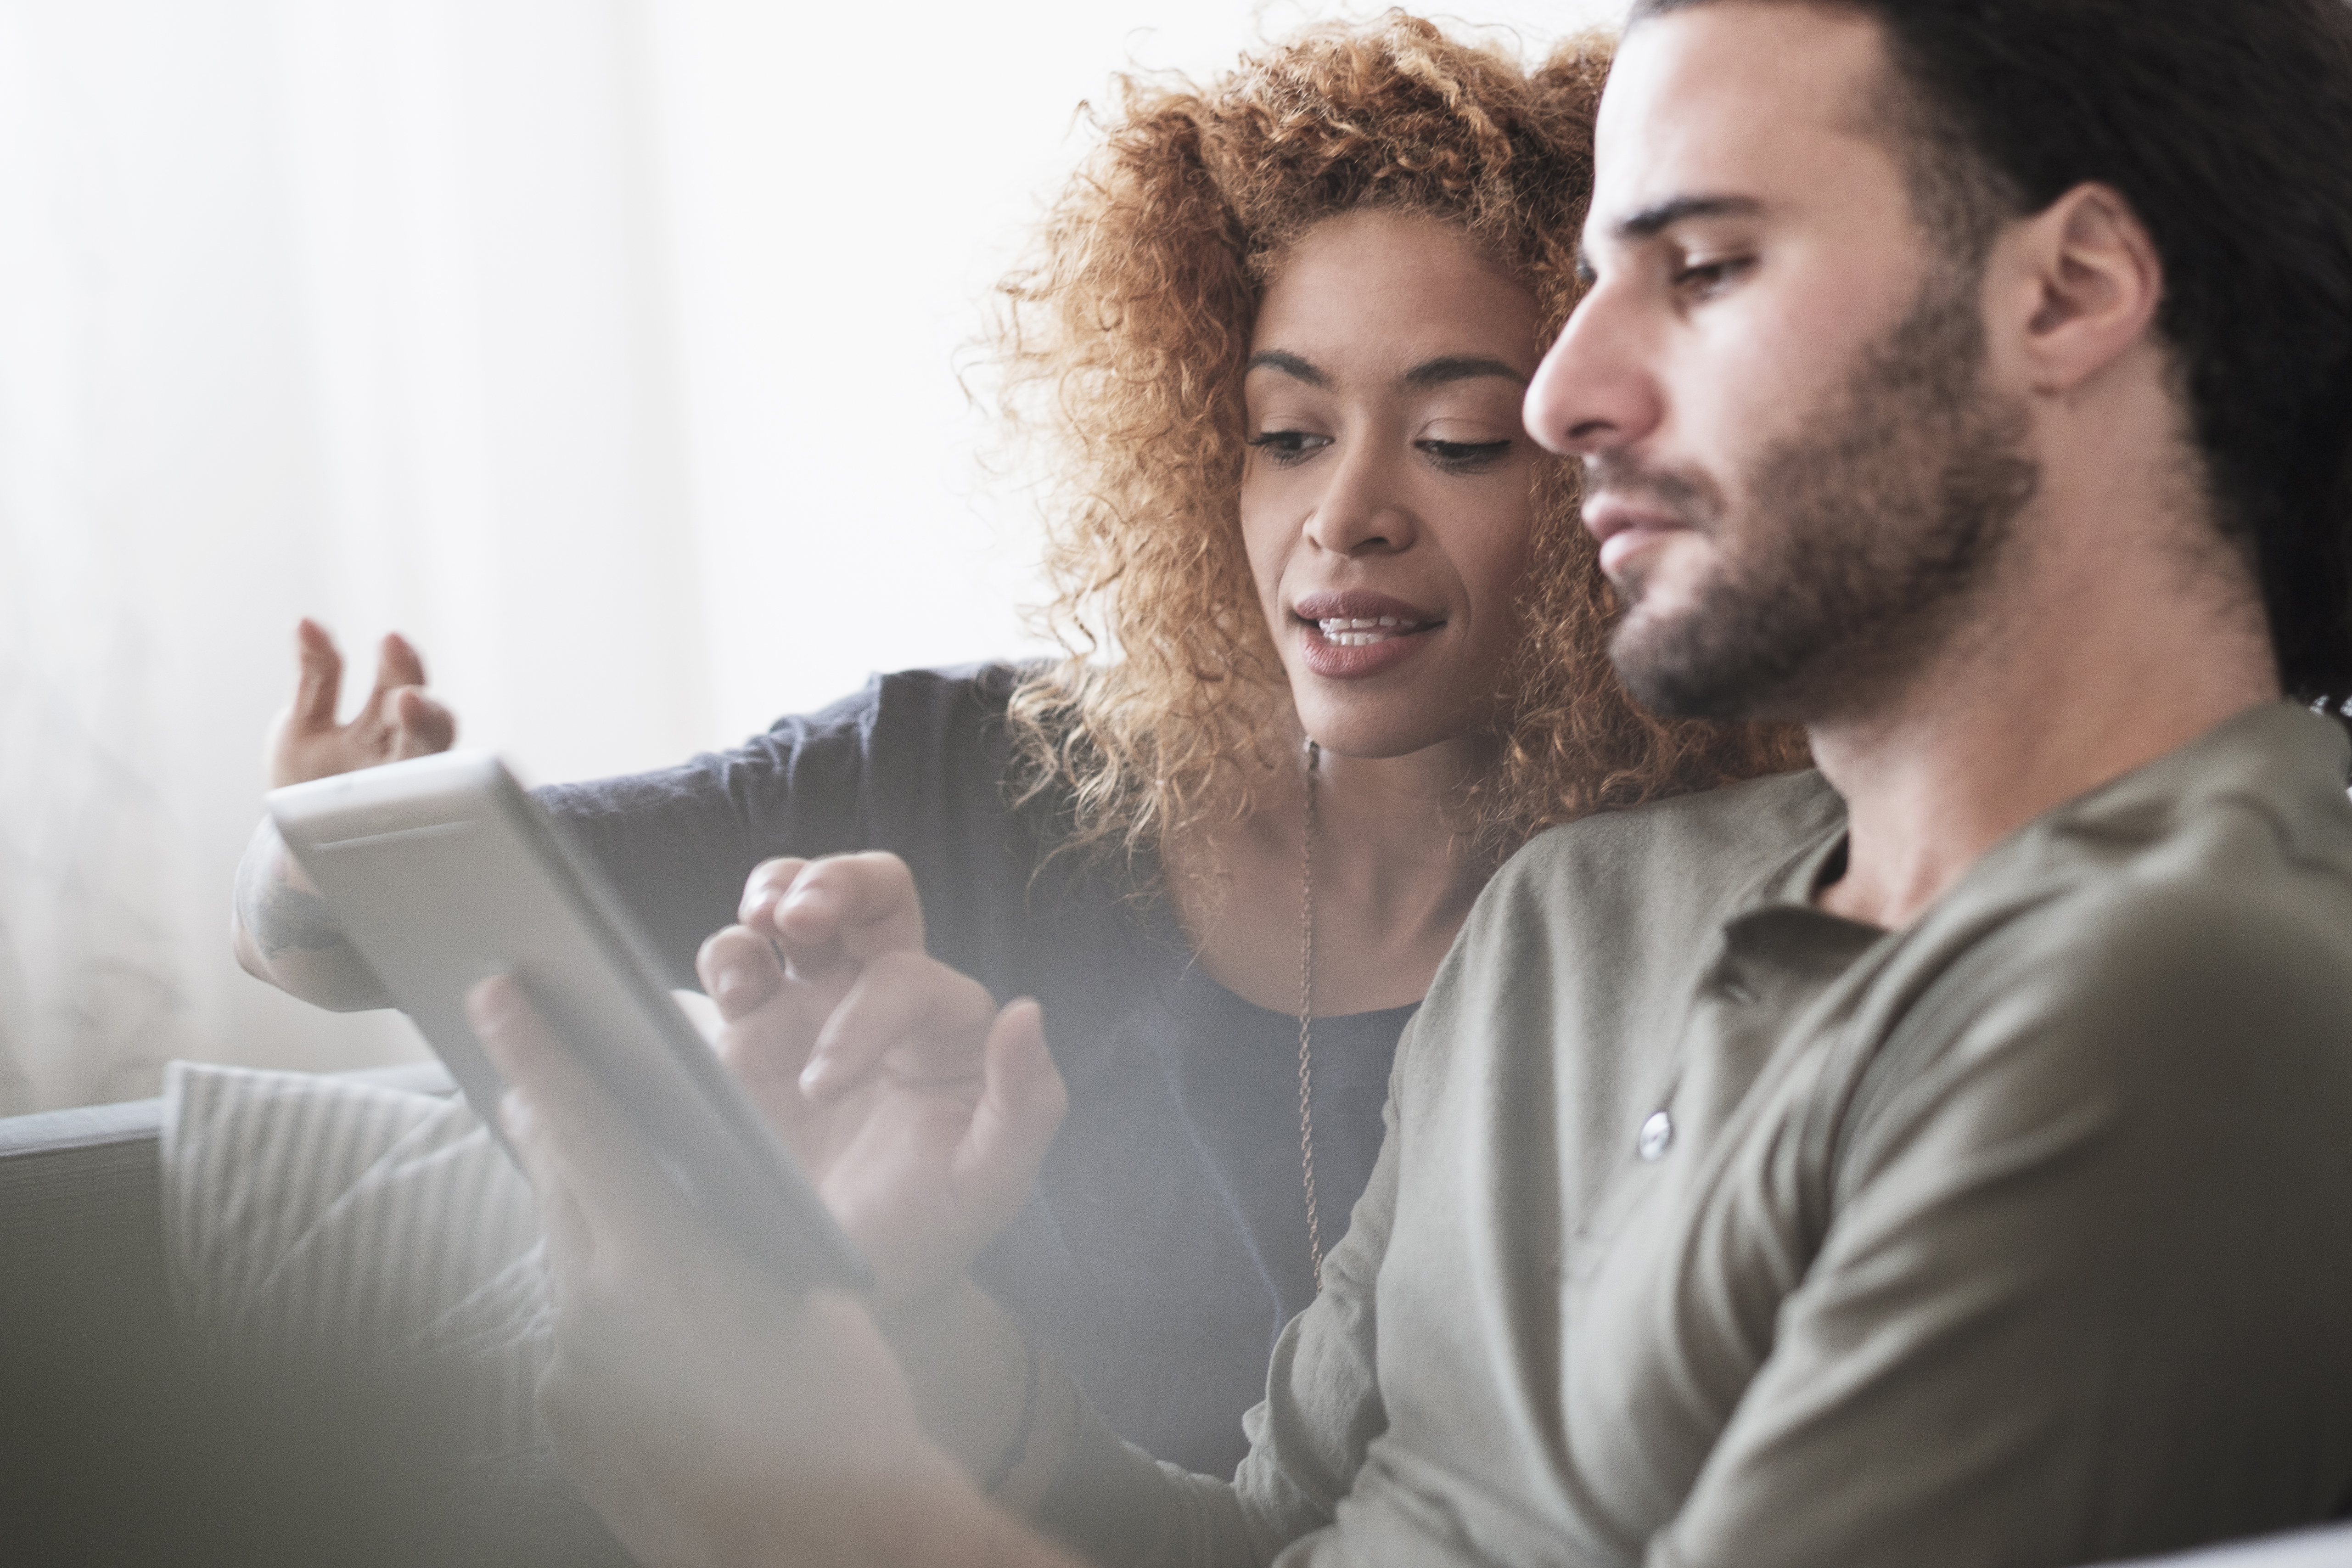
xmin=1040 ymin=702 xmax=2352 ymax=1567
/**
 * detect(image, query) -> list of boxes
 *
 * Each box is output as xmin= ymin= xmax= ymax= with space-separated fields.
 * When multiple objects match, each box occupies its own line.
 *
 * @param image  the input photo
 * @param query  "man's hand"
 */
xmin=695 ymin=854 xmax=1068 ymax=1312
xmin=269 ymin=618 xmax=456 ymax=788
xmin=468 ymin=975 xmax=1074 ymax=1568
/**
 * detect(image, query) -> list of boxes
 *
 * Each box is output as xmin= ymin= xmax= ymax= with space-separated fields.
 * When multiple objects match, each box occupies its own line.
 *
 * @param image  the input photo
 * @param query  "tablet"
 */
xmin=268 ymin=751 xmax=870 ymax=1294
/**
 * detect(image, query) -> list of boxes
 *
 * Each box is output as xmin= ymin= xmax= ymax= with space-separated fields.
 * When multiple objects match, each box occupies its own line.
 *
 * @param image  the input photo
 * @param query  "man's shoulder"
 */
xmin=1444 ymin=770 xmax=1845 ymax=1006
xmin=1884 ymin=770 xmax=2352 ymax=1105
xmin=1492 ymin=769 xmax=1845 ymax=917
xmin=1992 ymin=800 xmax=2352 ymax=1035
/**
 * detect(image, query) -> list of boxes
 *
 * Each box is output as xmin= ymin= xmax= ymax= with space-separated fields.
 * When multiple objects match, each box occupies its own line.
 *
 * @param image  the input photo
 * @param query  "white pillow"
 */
xmin=161 ymin=1060 xmax=550 ymax=1457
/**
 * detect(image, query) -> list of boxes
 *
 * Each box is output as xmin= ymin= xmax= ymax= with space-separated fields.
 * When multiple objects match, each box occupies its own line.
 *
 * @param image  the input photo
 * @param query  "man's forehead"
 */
xmin=1589 ymin=3 xmax=1897 ymax=241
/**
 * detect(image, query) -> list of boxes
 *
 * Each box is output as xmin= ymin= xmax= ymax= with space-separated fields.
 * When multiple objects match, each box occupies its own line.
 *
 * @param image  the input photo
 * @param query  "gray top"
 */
xmin=1038 ymin=702 xmax=2352 ymax=1567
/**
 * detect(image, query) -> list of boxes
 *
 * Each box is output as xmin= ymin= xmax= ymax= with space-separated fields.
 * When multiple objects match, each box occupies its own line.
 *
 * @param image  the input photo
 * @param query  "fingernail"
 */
xmin=713 ymin=962 xmax=750 ymax=1005
xmin=1010 ymin=999 xmax=1044 ymax=1047
xmin=464 ymin=976 xmax=507 ymax=1027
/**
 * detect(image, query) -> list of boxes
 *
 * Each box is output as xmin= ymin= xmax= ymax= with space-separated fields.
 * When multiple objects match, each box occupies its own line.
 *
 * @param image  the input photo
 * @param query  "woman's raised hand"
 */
xmin=233 ymin=619 xmax=456 ymax=1009
xmin=696 ymin=854 xmax=1068 ymax=1310
xmin=268 ymin=618 xmax=456 ymax=788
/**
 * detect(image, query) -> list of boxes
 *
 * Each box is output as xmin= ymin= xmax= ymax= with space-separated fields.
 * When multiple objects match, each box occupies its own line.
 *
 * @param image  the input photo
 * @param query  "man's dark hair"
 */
xmin=1628 ymin=0 xmax=2352 ymax=703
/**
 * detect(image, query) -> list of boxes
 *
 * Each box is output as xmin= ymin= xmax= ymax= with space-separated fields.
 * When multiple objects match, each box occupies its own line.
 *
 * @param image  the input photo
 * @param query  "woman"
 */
xmin=234 ymin=14 xmax=1802 ymax=1478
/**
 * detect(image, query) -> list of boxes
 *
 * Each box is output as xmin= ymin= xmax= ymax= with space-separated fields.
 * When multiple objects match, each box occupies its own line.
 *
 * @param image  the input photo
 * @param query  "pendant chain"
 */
xmin=1298 ymin=738 xmax=1324 ymax=1293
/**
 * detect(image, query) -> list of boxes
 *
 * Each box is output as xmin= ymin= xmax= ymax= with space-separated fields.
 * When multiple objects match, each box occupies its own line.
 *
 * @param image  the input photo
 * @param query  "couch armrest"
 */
xmin=0 ymin=1094 xmax=171 ymax=1349
xmin=0 ymin=1060 xmax=456 ymax=1346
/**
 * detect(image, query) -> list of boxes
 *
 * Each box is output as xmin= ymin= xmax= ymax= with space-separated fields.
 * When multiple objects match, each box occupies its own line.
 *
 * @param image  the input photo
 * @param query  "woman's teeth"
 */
xmin=1316 ymin=616 xmax=1423 ymax=647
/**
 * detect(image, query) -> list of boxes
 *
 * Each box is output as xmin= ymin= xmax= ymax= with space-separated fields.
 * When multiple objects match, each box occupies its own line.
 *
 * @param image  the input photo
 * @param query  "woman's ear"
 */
xmin=2004 ymin=181 xmax=2166 ymax=396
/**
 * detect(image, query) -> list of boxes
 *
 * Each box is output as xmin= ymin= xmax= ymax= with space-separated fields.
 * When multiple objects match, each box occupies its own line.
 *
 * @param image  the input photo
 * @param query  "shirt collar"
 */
xmin=2032 ymin=700 xmax=2352 ymax=866
xmin=1723 ymin=700 xmax=2351 ymax=950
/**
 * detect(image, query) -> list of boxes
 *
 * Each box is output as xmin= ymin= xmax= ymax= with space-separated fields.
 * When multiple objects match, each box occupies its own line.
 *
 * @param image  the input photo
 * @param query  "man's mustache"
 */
xmin=1580 ymin=456 xmax=1724 ymax=533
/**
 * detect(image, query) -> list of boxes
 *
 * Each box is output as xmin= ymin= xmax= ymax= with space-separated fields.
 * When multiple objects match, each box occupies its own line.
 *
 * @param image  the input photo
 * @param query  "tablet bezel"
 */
xmin=269 ymin=751 xmax=869 ymax=1295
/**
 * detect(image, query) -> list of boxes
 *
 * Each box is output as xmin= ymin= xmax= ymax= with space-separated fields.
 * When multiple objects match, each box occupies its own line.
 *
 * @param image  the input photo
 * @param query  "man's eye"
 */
xmin=1246 ymin=430 xmax=1331 ymax=464
xmin=1419 ymin=438 xmax=1514 ymax=472
xmin=1672 ymin=257 xmax=1751 ymax=298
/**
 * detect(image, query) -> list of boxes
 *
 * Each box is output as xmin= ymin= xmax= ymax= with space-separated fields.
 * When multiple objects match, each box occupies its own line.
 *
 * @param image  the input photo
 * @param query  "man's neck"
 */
xmin=1808 ymin=493 xmax=2281 ymax=931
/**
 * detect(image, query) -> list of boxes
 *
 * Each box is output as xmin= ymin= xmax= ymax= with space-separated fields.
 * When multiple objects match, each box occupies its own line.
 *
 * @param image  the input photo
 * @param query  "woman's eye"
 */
xmin=1418 ymin=438 xmax=1514 ymax=472
xmin=1246 ymin=430 xmax=1331 ymax=465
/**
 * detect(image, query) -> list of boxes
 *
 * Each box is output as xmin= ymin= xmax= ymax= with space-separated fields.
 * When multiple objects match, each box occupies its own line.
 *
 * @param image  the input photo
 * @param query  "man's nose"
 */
xmin=1525 ymin=279 xmax=1661 ymax=461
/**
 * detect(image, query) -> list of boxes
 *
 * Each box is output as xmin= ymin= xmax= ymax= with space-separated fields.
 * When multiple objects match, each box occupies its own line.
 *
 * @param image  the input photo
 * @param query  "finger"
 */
xmin=467 ymin=974 xmax=679 ymax=1242
xmin=696 ymin=923 xmax=786 ymax=1022
xmin=502 ymin=1087 xmax=597 ymax=1285
xmin=705 ymin=939 xmax=828 ymax=1104
xmin=773 ymin=853 xmax=927 ymax=970
xmin=802 ymin=950 xmax=996 ymax=1101
xmin=955 ymin=1000 xmax=1067 ymax=1225
xmin=288 ymin=618 xmax=345 ymax=734
xmin=388 ymin=687 xmax=458 ymax=757
xmin=377 ymin=630 xmax=429 ymax=691
xmin=350 ymin=632 xmax=421 ymax=727
xmin=737 ymin=857 xmax=813 ymax=932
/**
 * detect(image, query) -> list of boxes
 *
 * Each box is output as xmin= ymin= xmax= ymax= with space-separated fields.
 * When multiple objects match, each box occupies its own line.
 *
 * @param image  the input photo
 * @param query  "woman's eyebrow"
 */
xmin=1245 ymin=349 xmax=1326 ymax=386
xmin=1399 ymin=355 xmax=1527 ymax=389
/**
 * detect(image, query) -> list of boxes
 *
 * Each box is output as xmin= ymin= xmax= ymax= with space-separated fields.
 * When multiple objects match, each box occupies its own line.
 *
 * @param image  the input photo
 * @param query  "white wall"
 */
xmin=0 ymin=0 xmax=1623 ymax=1107
xmin=647 ymin=0 xmax=1627 ymax=739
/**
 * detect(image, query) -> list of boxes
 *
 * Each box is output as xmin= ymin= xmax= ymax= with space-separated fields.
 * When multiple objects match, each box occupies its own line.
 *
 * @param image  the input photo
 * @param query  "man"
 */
xmin=474 ymin=2 xmax=2352 ymax=1564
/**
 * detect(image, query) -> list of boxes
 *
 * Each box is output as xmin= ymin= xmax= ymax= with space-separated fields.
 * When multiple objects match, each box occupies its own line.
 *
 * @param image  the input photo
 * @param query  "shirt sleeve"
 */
xmin=1647 ymin=881 xmax=2352 ymax=1568
xmin=1031 ymin=1017 xmax=1409 ymax=1568
xmin=532 ymin=666 xmax=1018 ymax=989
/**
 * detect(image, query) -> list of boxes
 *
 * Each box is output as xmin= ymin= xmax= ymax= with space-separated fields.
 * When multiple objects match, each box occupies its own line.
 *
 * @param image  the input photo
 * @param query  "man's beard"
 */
xmin=1600 ymin=268 xmax=2042 ymax=723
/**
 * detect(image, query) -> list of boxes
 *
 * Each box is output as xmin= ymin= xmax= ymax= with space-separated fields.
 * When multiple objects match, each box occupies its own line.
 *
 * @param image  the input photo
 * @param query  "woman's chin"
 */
xmin=1292 ymin=691 xmax=1497 ymax=765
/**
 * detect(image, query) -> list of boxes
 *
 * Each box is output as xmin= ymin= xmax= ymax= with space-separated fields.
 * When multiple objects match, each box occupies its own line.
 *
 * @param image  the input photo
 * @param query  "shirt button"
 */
xmin=1638 ymin=1110 xmax=1673 ymax=1162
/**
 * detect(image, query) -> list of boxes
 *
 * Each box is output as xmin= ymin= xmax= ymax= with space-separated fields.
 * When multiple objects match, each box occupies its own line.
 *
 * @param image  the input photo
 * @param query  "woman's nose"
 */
xmin=1303 ymin=440 xmax=1416 ymax=556
xmin=1525 ymin=279 xmax=1662 ymax=461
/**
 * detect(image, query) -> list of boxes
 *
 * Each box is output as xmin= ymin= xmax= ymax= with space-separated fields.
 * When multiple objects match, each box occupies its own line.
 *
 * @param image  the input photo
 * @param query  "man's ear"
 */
xmin=2004 ymin=181 xmax=2165 ymax=395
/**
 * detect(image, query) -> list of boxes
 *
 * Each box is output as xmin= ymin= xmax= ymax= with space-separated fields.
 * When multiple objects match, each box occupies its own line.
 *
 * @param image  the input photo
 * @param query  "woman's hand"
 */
xmin=231 ymin=619 xmax=457 ymax=1007
xmin=466 ymin=975 xmax=1071 ymax=1568
xmin=694 ymin=854 xmax=1068 ymax=1310
xmin=269 ymin=617 xmax=456 ymax=788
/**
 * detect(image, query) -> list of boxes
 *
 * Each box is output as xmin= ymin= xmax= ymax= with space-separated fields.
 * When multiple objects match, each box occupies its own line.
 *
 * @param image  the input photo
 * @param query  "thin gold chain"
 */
xmin=1298 ymin=739 xmax=1323 ymax=1293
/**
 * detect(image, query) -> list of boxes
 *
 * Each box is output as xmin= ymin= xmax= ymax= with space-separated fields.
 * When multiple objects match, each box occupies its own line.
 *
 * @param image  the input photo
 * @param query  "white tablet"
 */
xmin=268 ymin=751 xmax=869 ymax=1294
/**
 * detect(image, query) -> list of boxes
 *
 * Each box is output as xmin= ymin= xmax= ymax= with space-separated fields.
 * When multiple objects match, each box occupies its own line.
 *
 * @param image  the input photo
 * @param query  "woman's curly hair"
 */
xmin=994 ymin=11 xmax=1807 ymax=871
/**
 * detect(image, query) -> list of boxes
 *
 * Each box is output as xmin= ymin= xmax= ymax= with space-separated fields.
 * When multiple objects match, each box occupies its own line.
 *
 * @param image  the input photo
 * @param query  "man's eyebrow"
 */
xmin=1399 ymin=355 xmax=1528 ymax=390
xmin=1245 ymin=349 xmax=1326 ymax=386
xmin=1577 ymin=194 xmax=1766 ymax=282
xmin=1611 ymin=193 xmax=1765 ymax=242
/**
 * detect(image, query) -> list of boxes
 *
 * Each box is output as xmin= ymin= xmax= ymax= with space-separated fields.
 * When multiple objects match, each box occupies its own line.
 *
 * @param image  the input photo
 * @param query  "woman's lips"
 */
xmin=1316 ymin=613 xmax=1423 ymax=648
xmin=1292 ymin=591 xmax=1443 ymax=679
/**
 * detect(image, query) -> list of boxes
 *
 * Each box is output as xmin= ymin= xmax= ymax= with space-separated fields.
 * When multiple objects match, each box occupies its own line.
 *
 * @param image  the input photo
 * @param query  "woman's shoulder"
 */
xmin=541 ymin=662 xmax=1047 ymax=841
xmin=783 ymin=660 xmax=1033 ymax=737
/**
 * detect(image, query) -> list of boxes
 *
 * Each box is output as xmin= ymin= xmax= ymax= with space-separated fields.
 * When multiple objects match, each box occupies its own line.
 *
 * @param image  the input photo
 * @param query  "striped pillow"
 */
xmin=161 ymin=1060 xmax=549 ymax=1457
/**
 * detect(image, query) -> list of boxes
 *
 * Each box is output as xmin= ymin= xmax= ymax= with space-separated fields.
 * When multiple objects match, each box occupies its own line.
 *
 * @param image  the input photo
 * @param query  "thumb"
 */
xmin=953 ymin=1000 xmax=1064 ymax=1231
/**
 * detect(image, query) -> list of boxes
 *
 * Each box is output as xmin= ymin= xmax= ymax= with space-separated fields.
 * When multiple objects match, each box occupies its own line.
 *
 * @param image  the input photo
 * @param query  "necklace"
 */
xmin=1297 ymin=738 xmax=1324 ymax=1293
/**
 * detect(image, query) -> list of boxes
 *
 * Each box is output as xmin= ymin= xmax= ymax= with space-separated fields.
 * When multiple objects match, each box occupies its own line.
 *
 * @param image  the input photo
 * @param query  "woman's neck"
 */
xmin=1168 ymin=726 xmax=1497 ymax=1016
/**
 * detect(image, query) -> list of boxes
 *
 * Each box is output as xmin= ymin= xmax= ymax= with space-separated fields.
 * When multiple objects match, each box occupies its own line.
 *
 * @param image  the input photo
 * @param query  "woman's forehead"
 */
xmin=1251 ymin=210 xmax=1541 ymax=378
